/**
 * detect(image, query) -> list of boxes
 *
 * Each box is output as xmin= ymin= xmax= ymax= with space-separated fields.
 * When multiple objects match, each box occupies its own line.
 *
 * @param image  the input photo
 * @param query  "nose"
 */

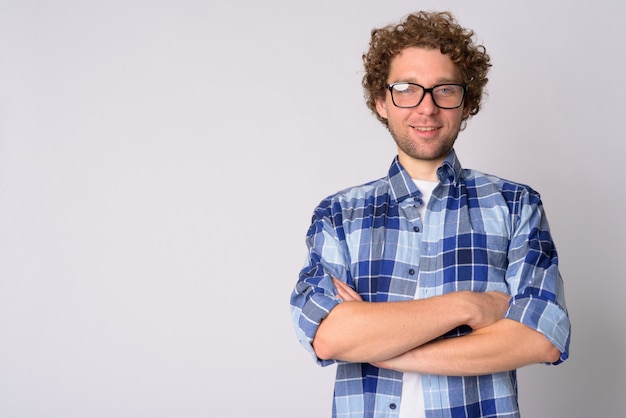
xmin=415 ymin=90 xmax=439 ymax=115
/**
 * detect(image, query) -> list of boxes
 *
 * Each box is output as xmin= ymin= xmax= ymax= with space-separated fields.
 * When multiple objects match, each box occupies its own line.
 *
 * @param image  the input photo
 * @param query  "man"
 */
xmin=290 ymin=11 xmax=570 ymax=418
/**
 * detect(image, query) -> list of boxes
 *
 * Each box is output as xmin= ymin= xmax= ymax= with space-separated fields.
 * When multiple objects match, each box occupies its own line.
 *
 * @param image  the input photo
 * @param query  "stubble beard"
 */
xmin=388 ymin=123 xmax=460 ymax=162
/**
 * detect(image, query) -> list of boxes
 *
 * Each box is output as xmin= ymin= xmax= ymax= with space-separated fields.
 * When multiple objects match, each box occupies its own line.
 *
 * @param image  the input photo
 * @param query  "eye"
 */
xmin=434 ymin=85 xmax=461 ymax=96
xmin=391 ymin=83 xmax=420 ymax=95
xmin=392 ymin=83 xmax=410 ymax=93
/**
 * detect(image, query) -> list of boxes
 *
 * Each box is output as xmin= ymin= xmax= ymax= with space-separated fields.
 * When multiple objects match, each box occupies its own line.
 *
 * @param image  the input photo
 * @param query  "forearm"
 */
xmin=313 ymin=293 xmax=474 ymax=363
xmin=376 ymin=318 xmax=561 ymax=376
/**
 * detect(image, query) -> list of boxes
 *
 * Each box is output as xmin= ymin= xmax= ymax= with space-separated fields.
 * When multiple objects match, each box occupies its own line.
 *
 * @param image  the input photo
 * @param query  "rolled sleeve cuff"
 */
xmin=297 ymin=292 xmax=341 ymax=366
xmin=506 ymin=295 xmax=571 ymax=364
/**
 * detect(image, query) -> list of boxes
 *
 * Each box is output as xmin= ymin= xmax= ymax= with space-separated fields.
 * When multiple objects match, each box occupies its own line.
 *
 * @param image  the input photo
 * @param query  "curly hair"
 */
xmin=362 ymin=11 xmax=491 ymax=127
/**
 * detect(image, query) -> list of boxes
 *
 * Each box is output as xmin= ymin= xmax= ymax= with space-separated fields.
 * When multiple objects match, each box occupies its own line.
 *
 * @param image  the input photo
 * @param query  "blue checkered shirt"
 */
xmin=290 ymin=150 xmax=570 ymax=418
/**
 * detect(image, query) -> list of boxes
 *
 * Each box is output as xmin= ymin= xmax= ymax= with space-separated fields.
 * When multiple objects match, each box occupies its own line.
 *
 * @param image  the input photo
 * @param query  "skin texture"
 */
xmin=331 ymin=278 xmax=560 ymax=376
xmin=375 ymin=47 xmax=470 ymax=181
xmin=313 ymin=279 xmax=511 ymax=364
xmin=312 ymin=46 xmax=562 ymax=375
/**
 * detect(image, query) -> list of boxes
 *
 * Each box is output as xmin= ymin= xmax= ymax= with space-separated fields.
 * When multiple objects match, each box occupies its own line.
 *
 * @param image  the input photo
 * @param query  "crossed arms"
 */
xmin=312 ymin=278 xmax=561 ymax=376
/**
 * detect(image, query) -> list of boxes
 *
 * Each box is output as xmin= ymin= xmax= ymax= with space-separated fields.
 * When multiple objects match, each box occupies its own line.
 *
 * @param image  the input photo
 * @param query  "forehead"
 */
xmin=388 ymin=47 xmax=461 ymax=83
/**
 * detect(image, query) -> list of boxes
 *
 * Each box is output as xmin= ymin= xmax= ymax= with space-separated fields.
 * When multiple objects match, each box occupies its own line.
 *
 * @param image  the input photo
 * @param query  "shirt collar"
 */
xmin=387 ymin=149 xmax=462 ymax=204
xmin=437 ymin=149 xmax=462 ymax=186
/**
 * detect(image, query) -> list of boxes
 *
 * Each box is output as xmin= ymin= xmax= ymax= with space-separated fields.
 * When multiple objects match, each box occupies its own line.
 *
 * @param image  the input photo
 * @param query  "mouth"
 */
xmin=410 ymin=125 xmax=440 ymax=132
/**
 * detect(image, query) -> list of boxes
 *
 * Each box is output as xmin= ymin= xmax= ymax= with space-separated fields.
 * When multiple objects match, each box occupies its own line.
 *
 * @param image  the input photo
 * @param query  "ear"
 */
xmin=375 ymin=96 xmax=389 ymax=120
xmin=462 ymin=103 xmax=471 ymax=119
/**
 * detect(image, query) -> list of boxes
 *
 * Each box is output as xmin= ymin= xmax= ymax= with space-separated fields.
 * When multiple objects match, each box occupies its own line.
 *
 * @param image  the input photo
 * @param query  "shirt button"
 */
xmin=389 ymin=403 xmax=397 ymax=410
xmin=408 ymin=269 xmax=415 ymax=275
xmin=413 ymin=226 xmax=420 ymax=232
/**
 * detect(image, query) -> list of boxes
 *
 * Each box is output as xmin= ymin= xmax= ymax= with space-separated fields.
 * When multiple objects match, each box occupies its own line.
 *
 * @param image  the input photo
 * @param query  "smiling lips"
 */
xmin=412 ymin=125 xmax=440 ymax=132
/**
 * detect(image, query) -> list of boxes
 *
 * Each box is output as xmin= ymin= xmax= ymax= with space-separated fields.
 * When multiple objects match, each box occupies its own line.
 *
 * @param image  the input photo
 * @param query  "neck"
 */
xmin=398 ymin=153 xmax=443 ymax=181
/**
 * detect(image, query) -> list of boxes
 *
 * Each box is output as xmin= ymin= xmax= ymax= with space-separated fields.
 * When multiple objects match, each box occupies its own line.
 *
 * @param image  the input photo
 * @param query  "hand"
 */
xmin=333 ymin=278 xmax=363 ymax=302
xmin=463 ymin=291 xmax=511 ymax=330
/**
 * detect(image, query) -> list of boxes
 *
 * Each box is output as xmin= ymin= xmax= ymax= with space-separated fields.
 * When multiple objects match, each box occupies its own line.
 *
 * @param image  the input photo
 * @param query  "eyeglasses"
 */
xmin=387 ymin=82 xmax=466 ymax=109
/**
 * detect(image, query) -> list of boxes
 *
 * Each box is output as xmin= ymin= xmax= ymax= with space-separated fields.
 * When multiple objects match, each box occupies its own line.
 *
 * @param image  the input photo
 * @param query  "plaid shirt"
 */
xmin=290 ymin=150 xmax=570 ymax=418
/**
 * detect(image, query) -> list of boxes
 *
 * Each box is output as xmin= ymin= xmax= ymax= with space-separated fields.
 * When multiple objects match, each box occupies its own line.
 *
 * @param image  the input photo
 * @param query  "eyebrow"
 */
xmin=390 ymin=77 xmax=461 ymax=85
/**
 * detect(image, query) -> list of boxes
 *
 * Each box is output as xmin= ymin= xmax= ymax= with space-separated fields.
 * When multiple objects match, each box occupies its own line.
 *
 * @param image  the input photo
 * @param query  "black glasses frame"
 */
xmin=387 ymin=82 xmax=467 ymax=109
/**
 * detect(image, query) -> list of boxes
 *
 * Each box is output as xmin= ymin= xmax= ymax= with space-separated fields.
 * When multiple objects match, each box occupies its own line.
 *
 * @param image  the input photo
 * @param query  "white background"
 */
xmin=1 ymin=1 xmax=624 ymax=417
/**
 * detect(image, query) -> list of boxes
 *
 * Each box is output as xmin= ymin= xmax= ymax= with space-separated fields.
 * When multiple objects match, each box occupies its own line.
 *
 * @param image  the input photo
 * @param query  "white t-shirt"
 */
xmin=412 ymin=179 xmax=437 ymax=221
xmin=399 ymin=179 xmax=438 ymax=418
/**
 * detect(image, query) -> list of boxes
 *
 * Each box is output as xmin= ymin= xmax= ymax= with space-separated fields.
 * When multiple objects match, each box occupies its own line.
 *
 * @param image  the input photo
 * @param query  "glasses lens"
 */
xmin=390 ymin=83 xmax=465 ymax=109
xmin=431 ymin=84 xmax=465 ymax=109
xmin=390 ymin=83 xmax=423 ymax=108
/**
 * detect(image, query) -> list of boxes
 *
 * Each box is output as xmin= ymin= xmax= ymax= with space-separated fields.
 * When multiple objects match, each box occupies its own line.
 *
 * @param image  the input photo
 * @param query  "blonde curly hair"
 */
xmin=362 ymin=11 xmax=491 ymax=127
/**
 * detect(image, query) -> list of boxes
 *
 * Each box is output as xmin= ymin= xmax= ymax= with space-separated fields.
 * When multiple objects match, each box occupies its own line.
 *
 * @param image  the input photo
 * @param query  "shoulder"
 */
xmin=316 ymin=177 xmax=390 ymax=209
xmin=309 ymin=177 xmax=392 ymax=227
xmin=461 ymin=168 xmax=541 ymax=199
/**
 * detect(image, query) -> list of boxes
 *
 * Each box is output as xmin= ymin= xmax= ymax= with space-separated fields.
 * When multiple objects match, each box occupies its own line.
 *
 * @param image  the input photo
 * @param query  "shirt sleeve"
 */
xmin=289 ymin=202 xmax=350 ymax=366
xmin=503 ymin=188 xmax=571 ymax=364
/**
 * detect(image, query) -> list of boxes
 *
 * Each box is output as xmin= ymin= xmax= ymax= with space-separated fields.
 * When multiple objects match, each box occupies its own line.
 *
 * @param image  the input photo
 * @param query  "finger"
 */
xmin=332 ymin=278 xmax=353 ymax=298
xmin=332 ymin=278 xmax=350 ymax=292
xmin=332 ymin=278 xmax=363 ymax=301
xmin=335 ymin=282 xmax=357 ymax=301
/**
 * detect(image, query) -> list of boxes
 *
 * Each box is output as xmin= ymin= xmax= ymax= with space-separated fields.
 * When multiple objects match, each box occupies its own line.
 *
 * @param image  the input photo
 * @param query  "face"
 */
xmin=376 ymin=47 xmax=470 ymax=176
